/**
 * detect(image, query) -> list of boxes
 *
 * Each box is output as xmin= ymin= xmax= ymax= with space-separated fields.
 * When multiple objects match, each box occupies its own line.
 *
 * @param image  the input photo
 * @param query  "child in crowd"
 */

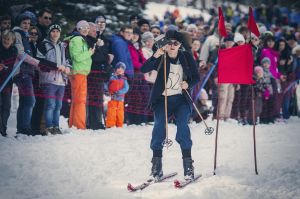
xmin=248 ymin=66 xmax=268 ymax=124
xmin=260 ymin=57 xmax=275 ymax=124
xmin=106 ymin=62 xmax=129 ymax=128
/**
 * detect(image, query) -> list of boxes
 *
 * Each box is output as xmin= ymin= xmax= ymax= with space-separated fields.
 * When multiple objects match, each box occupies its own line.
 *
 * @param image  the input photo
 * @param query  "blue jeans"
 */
xmin=43 ymin=84 xmax=65 ymax=128
xmin=15 ymin=74 xmax=36 ymax=131
xmin=151 ymin=94 xmax=192 ymax=151
xmin=282 ymin=93 xmax=291 ymax=119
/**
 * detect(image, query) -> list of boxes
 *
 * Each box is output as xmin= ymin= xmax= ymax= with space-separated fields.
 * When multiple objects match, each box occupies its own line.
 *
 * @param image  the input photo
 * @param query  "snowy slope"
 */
xmin=1 ymin=114 xmax=300 ymax=199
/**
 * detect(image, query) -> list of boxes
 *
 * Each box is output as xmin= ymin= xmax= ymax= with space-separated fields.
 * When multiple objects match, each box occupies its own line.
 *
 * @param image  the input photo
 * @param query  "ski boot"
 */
xmin=150 ymin=157 xmax=163 ymax=181
xmin=183 ymin=157 xmax=194 ymax=180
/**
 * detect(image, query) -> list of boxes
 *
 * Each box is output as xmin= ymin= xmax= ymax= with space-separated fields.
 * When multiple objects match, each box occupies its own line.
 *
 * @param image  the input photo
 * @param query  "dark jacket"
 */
xmin=141 ymin=50 xmax=200 ymax=108
xmin=0 ymin=44 xmax=18 ymax=92
xmin=86 ymin=35 xmax=112 ymax=81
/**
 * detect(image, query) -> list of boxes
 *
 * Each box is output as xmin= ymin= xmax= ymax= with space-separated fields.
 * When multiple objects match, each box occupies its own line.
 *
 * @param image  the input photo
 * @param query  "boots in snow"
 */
xmin=183 ymin=157 xmax=194 ymax=180
xmin=150 ymin=157 xmax=163 ymax=180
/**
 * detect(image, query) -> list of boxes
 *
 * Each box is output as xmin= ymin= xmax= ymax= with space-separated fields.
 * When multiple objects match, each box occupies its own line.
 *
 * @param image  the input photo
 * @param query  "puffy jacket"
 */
xmin=69 ymin=35 xmax=92 ymax=75
xmin=111 ymin=34 xmax=133 ymax=78
xmin=108 ymin=74 xmax=129 ymax=101
xmin=36 ymin=38 xmax=70 ymax=86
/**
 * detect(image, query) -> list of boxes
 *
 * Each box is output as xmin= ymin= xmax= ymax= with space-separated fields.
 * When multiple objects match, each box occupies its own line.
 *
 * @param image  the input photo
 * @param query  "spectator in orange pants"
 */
xmin=68 ymin=20 xmax=94 ymax=129
xmin=106 ymin=62 xmax=129 ymax=128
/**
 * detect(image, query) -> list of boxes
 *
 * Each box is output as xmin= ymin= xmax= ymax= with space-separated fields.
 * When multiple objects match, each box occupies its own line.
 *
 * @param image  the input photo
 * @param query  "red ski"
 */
xmin=127 ymin=172 xmax=178 ymax=192
xmin=174 ymin=174 xmax=202 ymax=188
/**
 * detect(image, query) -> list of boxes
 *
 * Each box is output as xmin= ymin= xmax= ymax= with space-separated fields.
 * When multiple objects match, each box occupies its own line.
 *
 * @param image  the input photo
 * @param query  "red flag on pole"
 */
xmin=247 ymin=7 xmax=260 ymax=37
xmin=218 ymin=7 xmax=227 ymax=38
xmin=218 ymin=44 xmax=255 ymax=84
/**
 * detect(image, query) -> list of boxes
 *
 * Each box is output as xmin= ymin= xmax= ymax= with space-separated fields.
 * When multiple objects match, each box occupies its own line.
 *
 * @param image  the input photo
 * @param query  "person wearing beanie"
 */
xmin=141 ymin=31 xmax=155 ymax=59
xmin=261 ymin=57 xmax=271 ymax=65
xmin=129 ymin=14 xmax=140 ymax=29
xmin=85 ymin=21 xmax=111 ymax=130
xmin=68 ymin=19 xmax=95 ymax=130
xmin=260 ymin=47 xmax=276 ymax=124
xmin=13 ymin=12 xmax=42 ymax=136
xmin=36 ymin=23 xmax=71 ymax=135
xmin=234 ymin=32 xmax=245 ymax=45
xmin=106 ymin=62 xmax=129 ymax=128
xmin=137 ymin=18 xmax=150 ymax=33
xmin=249 ymin=65 xmax=267 ymax=124
xmin=141 ymin=29 xmax=200 ymax=181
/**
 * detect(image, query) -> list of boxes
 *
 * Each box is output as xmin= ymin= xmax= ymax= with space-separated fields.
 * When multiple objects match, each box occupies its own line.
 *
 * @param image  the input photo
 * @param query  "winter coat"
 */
xmin=111 ymin=34 xmax=134 ymax=78
xmin=108 ymin=74 xmax=129 ymax=101
xmin=260 ymin=48 xmax=280 ymax=79
xmin=0 ymin=44 xmax=18 ymax=92
xmin=128 ymin=43 xmax=146 ymax=71
xmin=86 ymin=35 xmax=112 ymax=80
xmin=13 ymin=26 xmax=35 ymax=77
xmin=36 ymin=38 xmax=70 ymax=86
xmin=141 ymin=50 xmax=200 ymax=108
xmin=199 ymin=32 xmax=219 ymax=62
xmin=69 ymin=35 xmax=92 ymax=75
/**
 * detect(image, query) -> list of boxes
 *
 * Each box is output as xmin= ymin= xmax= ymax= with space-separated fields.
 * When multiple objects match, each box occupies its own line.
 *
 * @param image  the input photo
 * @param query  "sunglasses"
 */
xmin=43 ymin=16 xmax=52 ymax=20
xmin=29 ymin=32 xmax=38 ymax=36
xmin=168 ymin=41 xmax=181 ymax=46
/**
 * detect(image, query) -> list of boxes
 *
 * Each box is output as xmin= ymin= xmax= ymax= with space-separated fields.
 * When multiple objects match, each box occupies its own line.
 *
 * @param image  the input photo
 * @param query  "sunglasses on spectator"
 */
xmin=168 ymin=41 xmax=181 ymax=46
xmin=29 ymin=32 xmax=38 ymax=36
xmin=44 ymin=16 xmax=52 ymax=20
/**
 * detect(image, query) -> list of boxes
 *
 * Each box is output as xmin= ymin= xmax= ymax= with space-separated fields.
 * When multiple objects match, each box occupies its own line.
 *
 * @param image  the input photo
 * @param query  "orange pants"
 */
xmin=69 ymin=74 xmax=87 ymax=129
xmin=105 ymin=100 xmax=124 ymax=128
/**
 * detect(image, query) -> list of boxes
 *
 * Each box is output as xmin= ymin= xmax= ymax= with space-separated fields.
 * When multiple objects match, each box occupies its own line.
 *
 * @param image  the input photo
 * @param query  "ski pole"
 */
xmin=183 ymin=89 xmax=214 ymax=135
xmin=162 ymin=52 xmax=173 ymax=148
xmin=0 ymin=53 xmax=27 ymax=93
xmin=195 ymin=58 xmax=218 ymax=100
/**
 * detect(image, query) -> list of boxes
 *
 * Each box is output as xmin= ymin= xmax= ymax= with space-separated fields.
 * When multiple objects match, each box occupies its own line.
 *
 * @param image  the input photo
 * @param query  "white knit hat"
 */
xmin=234 ymin=33 xmax=245 ymax=43
xmin=141 ymin=31 xmax=154 ymax=42
xmin=76 ymin=20 xmax=89 ymax=31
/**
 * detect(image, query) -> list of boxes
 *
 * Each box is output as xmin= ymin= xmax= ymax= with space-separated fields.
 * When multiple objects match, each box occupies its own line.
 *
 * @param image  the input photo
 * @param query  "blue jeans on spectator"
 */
xmin=282 ymin=93 xmax=291 ymax=119
xmin=15 ymin=74 xmax=36 ymax=132
xmin=43 ymin=84 xmax=65 ymax=128
xmin=151 ymin=94 xmax=192 ymax=151
xmin=0 ymin=90 xmax=12 ymax=136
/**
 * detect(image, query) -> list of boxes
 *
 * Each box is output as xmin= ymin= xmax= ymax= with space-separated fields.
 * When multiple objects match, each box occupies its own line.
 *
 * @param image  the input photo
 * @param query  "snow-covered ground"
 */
xmin=1 ymin=113 xmax=300 ymax=199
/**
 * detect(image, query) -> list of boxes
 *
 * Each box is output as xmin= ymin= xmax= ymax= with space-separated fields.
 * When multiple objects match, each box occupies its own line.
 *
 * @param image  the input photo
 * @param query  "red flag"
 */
xmin=218 ymin=44 xmax=255 ymax=84
xmin=218 ymin=7 xmax=227 ymax=38
xmin=247 ymin=7 xmax=260 ymax=37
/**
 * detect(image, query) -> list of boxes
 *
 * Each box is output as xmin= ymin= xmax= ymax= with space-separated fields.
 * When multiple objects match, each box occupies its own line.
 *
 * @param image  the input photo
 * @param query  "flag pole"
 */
xmin=213 ymin=35 xmax=222 ymax=176
xmin=248 ymin=6 xmax=259 ymax=175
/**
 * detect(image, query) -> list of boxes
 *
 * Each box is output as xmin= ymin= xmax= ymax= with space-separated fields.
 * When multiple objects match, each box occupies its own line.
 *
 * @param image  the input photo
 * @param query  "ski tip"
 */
xmin=174 ymin=179 xmax=181 ymax=188
xmin=127 ymin=183 xmax=134 ymax=191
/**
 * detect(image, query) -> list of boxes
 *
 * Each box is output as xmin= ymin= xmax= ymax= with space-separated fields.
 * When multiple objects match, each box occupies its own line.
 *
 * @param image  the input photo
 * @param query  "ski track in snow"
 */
xmin=0 ymin=114 xmax=300 ymax=199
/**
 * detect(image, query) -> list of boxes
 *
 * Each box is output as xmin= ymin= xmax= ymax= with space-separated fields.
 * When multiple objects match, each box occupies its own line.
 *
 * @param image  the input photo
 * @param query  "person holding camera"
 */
xmin=141 ymin=30 xmax=200 ymax=180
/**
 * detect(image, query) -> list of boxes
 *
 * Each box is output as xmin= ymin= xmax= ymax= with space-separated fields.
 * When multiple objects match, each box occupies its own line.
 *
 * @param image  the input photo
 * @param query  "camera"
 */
xmin=154 ymin=34 xmax=170 ymax=49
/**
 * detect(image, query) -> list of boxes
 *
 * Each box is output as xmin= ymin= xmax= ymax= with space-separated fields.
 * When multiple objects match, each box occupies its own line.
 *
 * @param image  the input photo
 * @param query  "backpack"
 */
xmin=63 ymin=35 xmax=76 ymax=65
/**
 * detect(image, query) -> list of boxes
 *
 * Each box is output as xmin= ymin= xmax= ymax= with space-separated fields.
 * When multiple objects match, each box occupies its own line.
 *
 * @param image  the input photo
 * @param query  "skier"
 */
xmin=141 ymin=30 xmax=200 ymax=180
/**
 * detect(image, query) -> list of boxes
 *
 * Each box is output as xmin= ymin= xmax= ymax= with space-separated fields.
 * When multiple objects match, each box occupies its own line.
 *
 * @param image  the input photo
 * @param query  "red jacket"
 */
xmin=128 ymin=43 xmax=146 ymax=71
